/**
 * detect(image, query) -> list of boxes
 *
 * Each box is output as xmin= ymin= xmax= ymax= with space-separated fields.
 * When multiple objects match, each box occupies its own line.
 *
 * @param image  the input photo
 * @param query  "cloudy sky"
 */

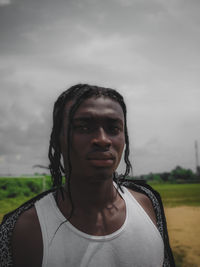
xmin=0 ymin=0 xmax=200 ymax=176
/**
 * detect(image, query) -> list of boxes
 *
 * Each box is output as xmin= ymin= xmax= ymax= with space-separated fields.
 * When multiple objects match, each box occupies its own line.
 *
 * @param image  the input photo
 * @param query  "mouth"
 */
xmin=88 ymin=158 xmax=114 ymax=167
xmin=87 ymin=153 xmax=115 ymax=167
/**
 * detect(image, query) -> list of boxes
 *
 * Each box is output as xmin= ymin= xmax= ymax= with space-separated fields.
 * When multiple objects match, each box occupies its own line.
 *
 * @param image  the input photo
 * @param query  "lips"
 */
xmin=88 ymin=159 xmax=114 ymax=167
xmin=88 ymin=156 xmax=114 ymax=160
xmin=87 ymin=153 xmax=115 ymax=167
xmin=87 ymin=152 xmax=115 ymax=160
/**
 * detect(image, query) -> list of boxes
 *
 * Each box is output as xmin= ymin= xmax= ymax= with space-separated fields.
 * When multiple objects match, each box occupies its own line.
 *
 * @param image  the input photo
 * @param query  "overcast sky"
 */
xmin=0 ymin=0 xmax=200 ymax=176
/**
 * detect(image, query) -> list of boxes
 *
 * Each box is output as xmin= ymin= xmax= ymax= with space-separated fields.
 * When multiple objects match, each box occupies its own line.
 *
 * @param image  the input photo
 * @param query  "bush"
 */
xmin=6 ymin=184 xmax=30 ymax=198
xmin=26 ymin=180 xmax=41 ymax=193
xmin=0 ymin=177 xmax=43 ymax=199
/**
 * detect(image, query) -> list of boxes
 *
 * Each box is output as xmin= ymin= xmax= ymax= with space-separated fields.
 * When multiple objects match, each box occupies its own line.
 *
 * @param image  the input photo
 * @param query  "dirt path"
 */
xmin=165 ymin=206 xmax=200 ymax=266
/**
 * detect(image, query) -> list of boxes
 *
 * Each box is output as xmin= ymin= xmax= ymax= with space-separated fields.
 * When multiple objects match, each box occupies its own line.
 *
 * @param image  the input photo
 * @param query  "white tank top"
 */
xmin=35 ymin=184 xmax=164 ymax=267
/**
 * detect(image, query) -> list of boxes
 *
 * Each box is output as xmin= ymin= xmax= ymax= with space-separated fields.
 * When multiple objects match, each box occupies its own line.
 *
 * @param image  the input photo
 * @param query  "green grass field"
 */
xmin=149 ymin=183 xmax=200 ymax=207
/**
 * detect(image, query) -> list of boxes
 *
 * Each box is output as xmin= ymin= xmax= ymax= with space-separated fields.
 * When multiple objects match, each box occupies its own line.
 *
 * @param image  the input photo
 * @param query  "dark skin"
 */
xmin=12 ymin=96 xmax=157 ymax=267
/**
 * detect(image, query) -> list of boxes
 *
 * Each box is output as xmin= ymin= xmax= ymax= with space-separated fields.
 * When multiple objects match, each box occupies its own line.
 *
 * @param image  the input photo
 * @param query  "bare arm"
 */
xmin=12 ymin=207 xmax=43 ymax=267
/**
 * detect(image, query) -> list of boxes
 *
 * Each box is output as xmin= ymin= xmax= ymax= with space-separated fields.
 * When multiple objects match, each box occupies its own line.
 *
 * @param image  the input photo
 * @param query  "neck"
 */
xmin=64 ymin=176 xmax=117 ymax=211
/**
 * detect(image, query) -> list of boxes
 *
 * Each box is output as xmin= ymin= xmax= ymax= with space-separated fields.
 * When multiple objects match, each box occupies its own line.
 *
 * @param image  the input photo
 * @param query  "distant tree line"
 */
xmin=131 ymin=166 xmax=200 ymax=183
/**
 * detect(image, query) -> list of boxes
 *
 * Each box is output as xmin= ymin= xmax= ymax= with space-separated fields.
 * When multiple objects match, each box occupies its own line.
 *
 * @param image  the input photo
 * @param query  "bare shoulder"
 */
xmin=12 ymin=206 xmax=43 ymax=267
xmin=127 ymin=188 xmax=157 ymax=227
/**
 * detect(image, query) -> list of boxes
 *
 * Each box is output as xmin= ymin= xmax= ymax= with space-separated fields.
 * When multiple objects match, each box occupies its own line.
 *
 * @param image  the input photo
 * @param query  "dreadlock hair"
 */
xmin=48 ymin=84 xmax=132 ymax=216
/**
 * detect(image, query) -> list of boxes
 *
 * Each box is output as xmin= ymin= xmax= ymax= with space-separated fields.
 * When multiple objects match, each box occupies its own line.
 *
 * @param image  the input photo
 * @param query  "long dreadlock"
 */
xmin=48 ymin=84 xmax=132 ymax=217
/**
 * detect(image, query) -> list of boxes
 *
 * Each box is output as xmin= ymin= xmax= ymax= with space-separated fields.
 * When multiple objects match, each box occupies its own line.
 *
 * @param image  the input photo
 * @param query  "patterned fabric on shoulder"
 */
xmin=0 ymin=189 xmax=56 ymax=267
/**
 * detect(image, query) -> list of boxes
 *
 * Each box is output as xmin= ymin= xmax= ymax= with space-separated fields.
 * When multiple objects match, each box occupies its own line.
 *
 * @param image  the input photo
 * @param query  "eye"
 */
xmin=73 ymin=124 xmax=91 ymax=133
xmin=108 ymin=125 xmax=122 ymax=135
xmin=80 ymin=125 xmax=90 ymax=131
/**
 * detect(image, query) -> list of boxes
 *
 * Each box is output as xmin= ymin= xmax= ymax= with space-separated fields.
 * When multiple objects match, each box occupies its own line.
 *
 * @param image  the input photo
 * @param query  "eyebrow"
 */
xmin=73 ymin=116 xmax=123 ymax=124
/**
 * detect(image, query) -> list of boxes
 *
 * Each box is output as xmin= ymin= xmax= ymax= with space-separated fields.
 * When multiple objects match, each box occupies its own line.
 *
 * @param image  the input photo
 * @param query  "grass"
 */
xmin=149 ymin=183 xmax=200 ymax=207
xmin=173 ymin=247 xmax=198 ymax=267
xmin=0 ymin=176 xmax=52 ymax=223
xmin=0 ymin=176 xmax=52 ymax=198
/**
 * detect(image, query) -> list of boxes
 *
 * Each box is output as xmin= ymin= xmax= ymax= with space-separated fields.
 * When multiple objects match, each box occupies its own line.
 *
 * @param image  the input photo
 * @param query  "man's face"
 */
xmin=61 ymin=96 xmax=125 ymax=182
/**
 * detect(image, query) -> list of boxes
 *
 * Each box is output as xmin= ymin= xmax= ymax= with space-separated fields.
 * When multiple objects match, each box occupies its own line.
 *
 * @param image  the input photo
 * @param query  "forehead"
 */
xmin=63 ymin=96 xmax=124 ymax=122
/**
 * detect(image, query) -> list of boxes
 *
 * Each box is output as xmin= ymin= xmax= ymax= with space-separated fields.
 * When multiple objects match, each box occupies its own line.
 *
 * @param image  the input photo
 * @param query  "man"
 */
xmin=0 ymin=84 xmax=175 ymax=266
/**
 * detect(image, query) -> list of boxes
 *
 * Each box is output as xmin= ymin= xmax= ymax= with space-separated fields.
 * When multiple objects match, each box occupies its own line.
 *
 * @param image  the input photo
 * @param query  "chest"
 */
xmin=45 ymin=218 xmax=164 ymax=267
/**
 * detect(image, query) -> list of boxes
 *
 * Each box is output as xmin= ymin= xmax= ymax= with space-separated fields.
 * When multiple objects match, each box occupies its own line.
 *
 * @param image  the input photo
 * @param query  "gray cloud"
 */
xmin=0 ymin=0 xmax=11 ymax=6
xmin=0 ymin=0 xmax=200 ymax=175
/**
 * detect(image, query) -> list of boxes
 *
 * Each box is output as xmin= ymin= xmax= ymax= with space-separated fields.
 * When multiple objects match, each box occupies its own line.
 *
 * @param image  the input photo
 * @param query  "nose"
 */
xmin=91 ymin=127 xmax=111 ymax=149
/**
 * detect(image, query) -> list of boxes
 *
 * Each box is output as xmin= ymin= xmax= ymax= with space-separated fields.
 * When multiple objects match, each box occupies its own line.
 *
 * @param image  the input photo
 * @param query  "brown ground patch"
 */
xmin=165 ymin=206 xmax=200 ymax=267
